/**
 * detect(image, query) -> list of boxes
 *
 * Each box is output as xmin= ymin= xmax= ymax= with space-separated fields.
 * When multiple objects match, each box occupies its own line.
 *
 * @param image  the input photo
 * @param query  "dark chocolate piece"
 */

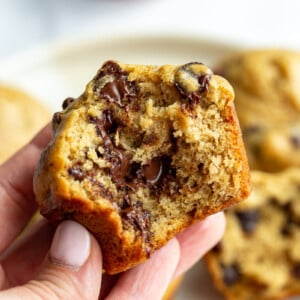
xmin=62 ymin=97 xmax=75 ymax=110
xmin=235 ymin=210 xmax=259 ymax=233
xmin=68 ymin=166 xmax=86 ymax=181
xmin=94 ymin=61 xmax=138 ymax=107
xmin=222 ymin=264 xmax=241 ymax=286
xmin=120 ymin=195 xmax=151 ymax=247
xmin=52 ymin=112 xmax=62 ymax=125
xmin=174 ymin=62 xmax=212 ymax=108
xmin=89 ymin=113 xmax=173 ymax=192
xmin=142 ymin=157 xmax=164 ymax=185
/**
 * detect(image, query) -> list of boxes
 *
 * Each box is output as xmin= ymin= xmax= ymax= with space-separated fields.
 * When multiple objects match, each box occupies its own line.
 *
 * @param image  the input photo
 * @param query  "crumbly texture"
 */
xmin=0 ymin=84 xmax=50 ymax=162
xmin=34 ymin=60 xmax=250 ymax=274
xmin=217 ymin=49 xmax=300 ymax=172
xmin=205 ymin=168 xmax=300 ymax=300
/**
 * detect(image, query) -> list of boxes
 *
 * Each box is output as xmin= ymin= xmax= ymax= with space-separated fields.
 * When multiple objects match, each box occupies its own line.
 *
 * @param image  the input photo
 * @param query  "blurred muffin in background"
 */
xmin=205 ymin=168 xmax=300 ymax=300
xmin=0 ymin=84 xmax=50 ymax=162
xmin=217 ymin=49 xmax=300 ymax=172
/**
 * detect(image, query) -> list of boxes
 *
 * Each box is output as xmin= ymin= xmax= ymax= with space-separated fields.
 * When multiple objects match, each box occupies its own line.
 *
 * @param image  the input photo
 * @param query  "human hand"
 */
xmin=0 ymin=125 xmax=225 ymax=300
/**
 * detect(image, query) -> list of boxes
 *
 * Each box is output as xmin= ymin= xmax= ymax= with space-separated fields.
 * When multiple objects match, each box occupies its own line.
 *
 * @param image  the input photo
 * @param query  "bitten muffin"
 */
xmin=205 ymin=168 xmax=300 ymax=300
xmin=34 ymin=60 xmax=251 ymax=274
xmin=217 ymin=49 xmax=300 ymax=171
xmin=0 ymin=84 xmax=50 ymax=162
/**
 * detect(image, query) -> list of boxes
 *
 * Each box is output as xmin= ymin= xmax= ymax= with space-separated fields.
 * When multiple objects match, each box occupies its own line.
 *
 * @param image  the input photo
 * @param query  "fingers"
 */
xmin=0 ymin=220 xmax=102 ymax=300
xmin=174 ymin=212 xmax=226 ymax=277
xmin=0 ymin=124 xmax=51 ymax=253
xmin=106 ymin=238 xmax=180 ymax=300
xmin=1 ymin=219 xmax=55 ymax=287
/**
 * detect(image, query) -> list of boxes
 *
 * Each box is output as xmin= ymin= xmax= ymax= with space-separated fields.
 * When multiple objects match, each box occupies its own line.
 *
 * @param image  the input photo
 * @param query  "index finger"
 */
xmin=0 ymin=124 xmax=51 ymax=254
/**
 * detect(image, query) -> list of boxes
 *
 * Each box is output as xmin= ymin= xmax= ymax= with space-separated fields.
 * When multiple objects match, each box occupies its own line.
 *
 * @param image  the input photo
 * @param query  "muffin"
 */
xmin=0 ymin=84 xmax=50 ymax=162
xmin=206 ymin=168 xmax=300 ymax=300
xmin=34 ymin=60 xmax=251 ymax=274
xmin=217 ymin=49 xmax=300 ymax=171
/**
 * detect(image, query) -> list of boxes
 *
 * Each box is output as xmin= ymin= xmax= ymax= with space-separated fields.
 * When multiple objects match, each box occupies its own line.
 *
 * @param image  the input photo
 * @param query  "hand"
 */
xmin=0 ymin=125 xmax=225 ymax=300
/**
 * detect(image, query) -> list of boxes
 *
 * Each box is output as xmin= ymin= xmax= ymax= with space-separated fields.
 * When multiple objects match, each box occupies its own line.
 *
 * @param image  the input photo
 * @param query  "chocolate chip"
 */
xmin=94 ymin=61 xmax=138 ymax=107
xmin=62 ymin=97 xmax=75 ymax=110
xmin=198 ymin=162 xmax=204 ymax=171
xmin=142 ymin=157 xmax=164 ymax=185
xmin=120 ymin=198 xmax=151 ymax=245
xmin=89 ymin=114 xmax=134 ymax=189
xmin=222 ymin=264 xmax=241 ymax=285
xmin=52 ymin=112 xmax=62 ymax=125
xmin=242 ymin=125 xmax=262 ymax=136
xmin=235 ymin=210 xmax=259 ymax=233
xmin=68 ymin=166 xmax=86 ymax=181
xmin=174 ymin=62 xmax=213 ymax=108
xmin=290 ymin=135 xmax=300 ymax=148
xmin=97 ymin=60 xmax=122 ymax=77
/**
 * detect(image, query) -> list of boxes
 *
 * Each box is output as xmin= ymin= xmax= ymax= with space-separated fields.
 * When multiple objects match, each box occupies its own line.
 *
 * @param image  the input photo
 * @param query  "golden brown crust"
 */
xmin=34 ymin=61 xmax=250 ymax=274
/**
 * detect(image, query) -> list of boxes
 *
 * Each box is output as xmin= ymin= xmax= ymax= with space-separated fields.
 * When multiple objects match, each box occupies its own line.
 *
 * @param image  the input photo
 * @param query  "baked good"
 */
xmin=205 ymin=168 xmax=300 ymax=300
xmin=34 ymin=60 xmax=251 ymax=274
xmin=216 ymin=49 xmax=300 ymax=171
xmin=162 ymin=275 xmax=184 ymax=300
xmin=0 ymin=84 xmax=50 ymax=162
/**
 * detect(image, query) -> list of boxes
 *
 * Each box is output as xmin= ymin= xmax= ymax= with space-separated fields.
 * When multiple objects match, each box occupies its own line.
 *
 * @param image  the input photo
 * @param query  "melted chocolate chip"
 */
xmin=90 ymin=114 xmax=175 ymax=192
xmin=120 ymin=196 xmax=151 ymax=247
xmin=174 ymin=62 xmax=212 ymax=109
xmin=68 ymin=164 xmax=114 ymax=202
xmin=222 ymin=264 xmax=241 ymax=286
xmin=68 ymin=166 xmax=86 ymax=181
xmin=235 ymin=210 xmax=259 ymax=233
xmin=52 ymin=112 xmax=62 ymax=125
xmin=89 ymin=112 xmax=133 ymax=189
xmin=142 ymin=157 xmax=164 ymax=185
xmin=62 ymin=97 xmax=75 ymax=110
xmin=100 ymin=75 xmax=137 ymax=107
xmin=97 ymin=60 xmax=122 ymax=77
xmin=94 ymin=61 xmax=138 ymax=107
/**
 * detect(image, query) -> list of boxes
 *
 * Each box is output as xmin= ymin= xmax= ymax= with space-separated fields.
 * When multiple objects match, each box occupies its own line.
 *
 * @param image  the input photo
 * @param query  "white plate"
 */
xmin=0 ymin=34 xmax=240 ymax=300
xmin=0 ymin=34 xmax=239 ymax=112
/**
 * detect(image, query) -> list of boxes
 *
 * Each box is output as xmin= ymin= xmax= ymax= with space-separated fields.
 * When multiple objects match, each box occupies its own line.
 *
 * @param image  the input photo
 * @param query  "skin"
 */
xmin=0 ymin=125 xmax=226 ymax=300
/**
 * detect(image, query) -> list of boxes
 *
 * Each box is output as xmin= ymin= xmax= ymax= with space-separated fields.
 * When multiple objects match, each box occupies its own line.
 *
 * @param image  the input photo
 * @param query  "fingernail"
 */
xmin=50 ymin=220 xmax=91 ymax=270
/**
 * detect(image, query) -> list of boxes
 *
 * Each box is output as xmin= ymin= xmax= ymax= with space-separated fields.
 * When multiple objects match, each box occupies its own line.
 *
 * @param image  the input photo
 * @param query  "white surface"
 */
xmin=1 ymin=0 xmax=300 ymax=60
xmin=0 ymin=34 xmax=240 ymax=112
xmin=0 ymin=34 xmax=239 ymax=300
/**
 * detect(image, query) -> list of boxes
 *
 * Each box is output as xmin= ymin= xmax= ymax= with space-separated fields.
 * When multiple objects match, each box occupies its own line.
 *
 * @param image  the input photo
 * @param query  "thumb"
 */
xmin=1 ymin=220 xmax=102 ymax=300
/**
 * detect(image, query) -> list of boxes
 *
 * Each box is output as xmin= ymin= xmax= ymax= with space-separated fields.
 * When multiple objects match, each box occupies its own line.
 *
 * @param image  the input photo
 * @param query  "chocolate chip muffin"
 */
xmin=0 ymin=84 xmax=50 ymax=162
xmin=217 ymin=49 xmax=300 ymax=171
xmin=34 ymin=60 xmax=251 ymax=274
xmin=205 ymin=168 xmax=300 ymax=300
